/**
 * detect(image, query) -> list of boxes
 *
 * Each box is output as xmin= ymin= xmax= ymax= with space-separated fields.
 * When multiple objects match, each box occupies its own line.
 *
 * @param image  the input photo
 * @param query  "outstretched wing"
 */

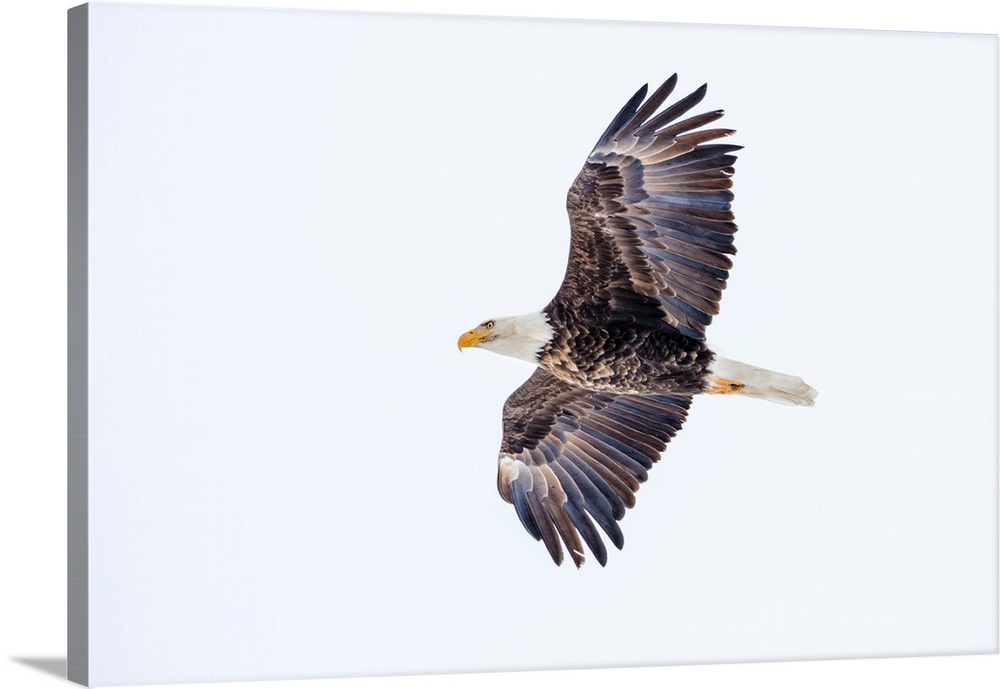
xmin=555 ymin=75 xmax=740 ymax=339
xmin=497 ymin=369 xmax=692 ymax=567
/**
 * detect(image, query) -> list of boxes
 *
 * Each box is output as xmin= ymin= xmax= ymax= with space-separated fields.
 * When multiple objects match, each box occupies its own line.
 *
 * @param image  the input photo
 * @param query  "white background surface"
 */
xmin=1 ymin=2 xmax=998 ymax=689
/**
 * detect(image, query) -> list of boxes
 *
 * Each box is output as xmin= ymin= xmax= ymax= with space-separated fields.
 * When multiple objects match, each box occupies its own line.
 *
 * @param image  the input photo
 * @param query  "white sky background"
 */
xmin=83 ymin=3 xmax=996 ymax=685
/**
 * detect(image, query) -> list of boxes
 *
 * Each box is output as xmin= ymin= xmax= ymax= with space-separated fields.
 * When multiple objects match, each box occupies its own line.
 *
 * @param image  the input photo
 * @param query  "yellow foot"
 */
xmin=707 ymin=378 xmax=745 ymax=395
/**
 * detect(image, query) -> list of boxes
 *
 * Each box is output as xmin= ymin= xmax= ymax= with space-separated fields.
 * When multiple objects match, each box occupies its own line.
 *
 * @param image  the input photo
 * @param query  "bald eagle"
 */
xmin=458 ymin=75 xmax=816 ymax=568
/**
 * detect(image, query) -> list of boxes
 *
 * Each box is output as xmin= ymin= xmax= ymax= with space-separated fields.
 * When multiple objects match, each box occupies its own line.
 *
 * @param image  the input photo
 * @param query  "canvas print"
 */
xmin=457 ymin=77 xmax=816 ymax=567
xmin=68 ymin=2 xmax=997 ymax=686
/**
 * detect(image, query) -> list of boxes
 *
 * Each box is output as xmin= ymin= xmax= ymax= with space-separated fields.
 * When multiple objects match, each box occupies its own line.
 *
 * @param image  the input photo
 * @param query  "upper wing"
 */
xmin=555 ymin=75 xmax=741 ymax=339
xmin=497 ymin=368 xmax=692 ymax=567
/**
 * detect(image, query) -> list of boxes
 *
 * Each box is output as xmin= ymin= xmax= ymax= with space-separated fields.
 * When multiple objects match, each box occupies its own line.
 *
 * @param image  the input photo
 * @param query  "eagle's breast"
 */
xmin=539 ymin=303 xmax=714 ymax=394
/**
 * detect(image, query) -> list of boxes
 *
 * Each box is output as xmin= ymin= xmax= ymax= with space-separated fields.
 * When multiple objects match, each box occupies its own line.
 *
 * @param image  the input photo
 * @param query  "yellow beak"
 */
xmin=457 ymin=328 xmax=486 ymax=350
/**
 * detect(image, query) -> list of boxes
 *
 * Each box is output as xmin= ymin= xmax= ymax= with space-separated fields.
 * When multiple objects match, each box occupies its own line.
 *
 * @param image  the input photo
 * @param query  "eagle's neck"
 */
xmin=491 ymin=311 xmax=555 ymax=364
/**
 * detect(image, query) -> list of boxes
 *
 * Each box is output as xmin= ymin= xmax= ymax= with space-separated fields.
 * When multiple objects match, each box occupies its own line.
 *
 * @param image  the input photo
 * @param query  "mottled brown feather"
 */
xmin=498 ymin=369 xmax=692 ymax=567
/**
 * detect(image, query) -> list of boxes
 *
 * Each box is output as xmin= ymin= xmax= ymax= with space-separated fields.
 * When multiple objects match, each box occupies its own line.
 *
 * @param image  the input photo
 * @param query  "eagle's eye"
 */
xmin=485 ymin=321 xmax=495 ymax=329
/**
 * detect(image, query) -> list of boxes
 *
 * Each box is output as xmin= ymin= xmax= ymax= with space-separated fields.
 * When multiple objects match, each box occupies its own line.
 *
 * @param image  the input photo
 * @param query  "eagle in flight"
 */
xmin=458 ymin=75 xmax=816 ymax=567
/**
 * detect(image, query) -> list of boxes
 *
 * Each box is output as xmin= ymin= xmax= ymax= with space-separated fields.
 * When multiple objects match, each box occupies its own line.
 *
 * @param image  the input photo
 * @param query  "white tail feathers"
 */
xmin=709 ymin=356 xmax=817 ymax=407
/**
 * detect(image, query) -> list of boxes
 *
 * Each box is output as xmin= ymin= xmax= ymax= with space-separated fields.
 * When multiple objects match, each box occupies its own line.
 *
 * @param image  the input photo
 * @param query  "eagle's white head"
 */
xmin=457 ymin=311 xmax=554 ymax=364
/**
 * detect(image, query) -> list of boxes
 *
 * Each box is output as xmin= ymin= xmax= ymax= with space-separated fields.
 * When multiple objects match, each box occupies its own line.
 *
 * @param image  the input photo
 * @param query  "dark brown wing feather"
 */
xmin=554 ymin=76 xmax=741 ymax=339
xmin=497 ymin=369 xmax=692 ymax=567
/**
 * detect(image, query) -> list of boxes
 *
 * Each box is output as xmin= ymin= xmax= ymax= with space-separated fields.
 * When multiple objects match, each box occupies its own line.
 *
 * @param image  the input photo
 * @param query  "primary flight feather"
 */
xmin=458 ymin=75 xmax=816 ymax=568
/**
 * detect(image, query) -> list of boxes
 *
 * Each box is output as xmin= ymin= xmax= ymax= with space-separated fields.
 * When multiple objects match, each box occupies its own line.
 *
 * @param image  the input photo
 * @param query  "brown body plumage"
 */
xmin=538 ymin=303 xmax=714 ymax=394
